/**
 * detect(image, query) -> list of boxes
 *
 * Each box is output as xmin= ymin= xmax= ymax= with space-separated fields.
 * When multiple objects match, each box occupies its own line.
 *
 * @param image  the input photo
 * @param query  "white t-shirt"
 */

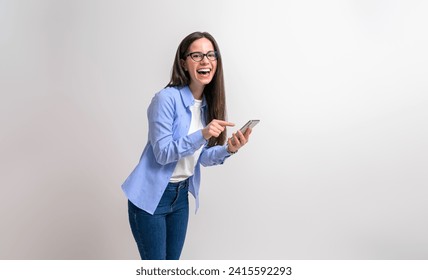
xmin=169 ymin=99 xmax=204 ymax=183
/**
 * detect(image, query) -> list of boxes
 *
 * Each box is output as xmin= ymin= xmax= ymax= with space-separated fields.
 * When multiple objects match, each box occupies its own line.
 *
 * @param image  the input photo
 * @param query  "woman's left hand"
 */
xmin=227 ymin=128 xmax=252 ymax=154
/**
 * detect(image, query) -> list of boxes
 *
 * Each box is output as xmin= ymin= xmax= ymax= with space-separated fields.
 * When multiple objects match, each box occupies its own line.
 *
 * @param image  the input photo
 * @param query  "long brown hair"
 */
xmin=167 ymin=31 xmax=227 ymax=147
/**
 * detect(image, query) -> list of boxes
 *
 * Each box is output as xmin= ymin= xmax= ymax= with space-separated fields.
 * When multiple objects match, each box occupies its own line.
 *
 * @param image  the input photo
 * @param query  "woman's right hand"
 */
xmin=202 ymin=119 xmax=235 ymax=140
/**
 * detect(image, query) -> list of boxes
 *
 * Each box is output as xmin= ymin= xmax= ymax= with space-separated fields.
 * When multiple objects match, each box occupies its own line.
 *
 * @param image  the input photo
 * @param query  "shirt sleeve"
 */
xmin=199 ymin=144 xmax=231 ymax=167
xmin=148 ymin=92 xmax=207 ymax=165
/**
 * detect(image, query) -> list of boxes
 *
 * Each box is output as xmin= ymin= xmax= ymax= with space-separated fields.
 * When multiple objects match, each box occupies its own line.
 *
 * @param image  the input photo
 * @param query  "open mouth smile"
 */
xmin=197 ymin=68 xmax=211 ymax=76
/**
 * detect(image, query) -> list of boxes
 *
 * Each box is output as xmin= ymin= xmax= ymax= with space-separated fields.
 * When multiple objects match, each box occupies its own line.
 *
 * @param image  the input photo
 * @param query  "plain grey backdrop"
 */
xmin=1 ymin=0 xmax=427 ymax=259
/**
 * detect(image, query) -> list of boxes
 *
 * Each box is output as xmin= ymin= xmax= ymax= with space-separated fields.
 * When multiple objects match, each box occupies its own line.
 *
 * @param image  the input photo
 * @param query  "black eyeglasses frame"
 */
xmin=185 ymin=51 xmax=218 ymax=62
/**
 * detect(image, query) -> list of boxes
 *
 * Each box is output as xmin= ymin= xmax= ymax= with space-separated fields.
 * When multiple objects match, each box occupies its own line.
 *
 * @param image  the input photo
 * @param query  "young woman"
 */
xmin=122 ymin=31 xmax=252 ymax=260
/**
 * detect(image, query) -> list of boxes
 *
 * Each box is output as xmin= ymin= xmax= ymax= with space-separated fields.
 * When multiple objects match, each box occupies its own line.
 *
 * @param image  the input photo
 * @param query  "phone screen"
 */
xmin=240 ymin=120 xmax=260 ymax=134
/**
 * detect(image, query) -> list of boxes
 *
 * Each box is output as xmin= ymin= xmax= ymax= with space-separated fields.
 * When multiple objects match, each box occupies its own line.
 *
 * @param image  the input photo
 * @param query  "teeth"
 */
xmin=197 ymin=69 xmax=210 ymax=74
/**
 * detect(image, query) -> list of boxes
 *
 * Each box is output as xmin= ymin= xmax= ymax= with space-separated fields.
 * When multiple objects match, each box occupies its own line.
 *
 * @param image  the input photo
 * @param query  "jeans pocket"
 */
xmin=156 ymin=187 xmax=174 ymax=207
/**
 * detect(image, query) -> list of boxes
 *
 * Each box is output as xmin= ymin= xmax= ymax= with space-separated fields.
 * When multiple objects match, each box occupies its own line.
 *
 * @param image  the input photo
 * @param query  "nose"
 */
xmin=200 ymin=55 xmax=210 ymax=63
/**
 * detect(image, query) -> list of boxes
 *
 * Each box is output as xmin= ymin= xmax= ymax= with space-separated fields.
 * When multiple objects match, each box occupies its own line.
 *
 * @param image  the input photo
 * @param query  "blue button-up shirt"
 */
xmin=121 ymin=86 xmax=231 ymax=214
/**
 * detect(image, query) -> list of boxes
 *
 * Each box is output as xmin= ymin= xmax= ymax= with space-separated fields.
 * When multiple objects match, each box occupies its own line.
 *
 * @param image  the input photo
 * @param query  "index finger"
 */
xmin=216 ymin=120 xmax=235 ymax=127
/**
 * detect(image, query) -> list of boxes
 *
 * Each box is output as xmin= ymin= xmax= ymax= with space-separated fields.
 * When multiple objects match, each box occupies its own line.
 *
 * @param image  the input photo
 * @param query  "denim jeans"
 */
xmin=128 ymin=179 xmax=189 ymax=260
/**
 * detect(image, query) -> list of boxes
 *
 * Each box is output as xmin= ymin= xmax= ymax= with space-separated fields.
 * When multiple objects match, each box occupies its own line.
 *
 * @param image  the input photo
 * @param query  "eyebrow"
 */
xmin=188 ymin=50 xmax=215 ymax=53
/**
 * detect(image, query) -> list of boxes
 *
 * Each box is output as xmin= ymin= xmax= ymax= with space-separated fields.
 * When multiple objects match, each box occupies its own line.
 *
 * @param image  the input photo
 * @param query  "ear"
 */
xmin=180 ymin=59 xmax=187 ymax=71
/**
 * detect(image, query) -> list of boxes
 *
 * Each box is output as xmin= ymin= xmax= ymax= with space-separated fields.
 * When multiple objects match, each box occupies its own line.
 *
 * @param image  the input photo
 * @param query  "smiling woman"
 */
xmin=121 ymin=31 xmax=254 ymax=260
xmin=180 ymin=38 xmax=218 ymax=99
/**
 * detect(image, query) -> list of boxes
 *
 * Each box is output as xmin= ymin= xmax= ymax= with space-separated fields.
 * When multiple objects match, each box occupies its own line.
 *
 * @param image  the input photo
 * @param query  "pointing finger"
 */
xmin=215 ymin=120 xmax=235 ymax=127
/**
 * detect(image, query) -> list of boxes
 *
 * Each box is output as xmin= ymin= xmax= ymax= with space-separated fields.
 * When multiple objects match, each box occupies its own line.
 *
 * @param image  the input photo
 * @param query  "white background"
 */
xmin=1 ymin=0 xmax=427 ymax=259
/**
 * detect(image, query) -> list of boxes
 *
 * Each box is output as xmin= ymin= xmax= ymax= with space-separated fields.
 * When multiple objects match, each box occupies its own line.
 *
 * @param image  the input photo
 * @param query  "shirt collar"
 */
xmin=180 ymin=85 xmax=207 ymax=108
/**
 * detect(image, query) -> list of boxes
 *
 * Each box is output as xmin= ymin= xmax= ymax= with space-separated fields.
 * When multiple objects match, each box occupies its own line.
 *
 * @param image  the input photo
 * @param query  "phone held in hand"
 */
xmin=229 ymin=120 xmax=259 ymax=147
xmin=239 ymin=120 xmax=260 ymax=134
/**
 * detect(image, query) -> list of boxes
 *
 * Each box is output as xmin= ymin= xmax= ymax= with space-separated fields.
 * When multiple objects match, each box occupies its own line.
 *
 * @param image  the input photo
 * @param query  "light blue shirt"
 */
xmin=121 ymin=86 xmax=231 ymax=214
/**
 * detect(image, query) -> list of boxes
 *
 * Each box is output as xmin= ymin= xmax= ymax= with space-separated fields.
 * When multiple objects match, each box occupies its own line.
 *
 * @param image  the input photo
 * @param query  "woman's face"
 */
xmin=182 ymin=38 xmax=218 ymax=89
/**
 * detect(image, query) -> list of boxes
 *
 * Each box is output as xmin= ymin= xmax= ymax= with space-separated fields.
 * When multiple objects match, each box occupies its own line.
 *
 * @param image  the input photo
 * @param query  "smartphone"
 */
xmin=239 ymin=119 xmax=260 ymax=134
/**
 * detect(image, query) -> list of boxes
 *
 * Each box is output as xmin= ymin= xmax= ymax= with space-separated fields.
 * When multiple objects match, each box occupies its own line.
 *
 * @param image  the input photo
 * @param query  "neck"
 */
xmin=189 ymin=83 xmax=204 ymax=100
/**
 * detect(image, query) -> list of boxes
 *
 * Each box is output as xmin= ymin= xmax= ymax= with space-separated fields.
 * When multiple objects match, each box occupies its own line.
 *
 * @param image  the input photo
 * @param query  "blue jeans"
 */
xmin=128 ymin=179 xmax=189 ymax=260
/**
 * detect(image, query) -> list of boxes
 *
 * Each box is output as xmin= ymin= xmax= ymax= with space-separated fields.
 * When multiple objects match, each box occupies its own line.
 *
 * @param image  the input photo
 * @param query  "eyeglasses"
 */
xmin=185 ymin=51 xmax=218 ymax=62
